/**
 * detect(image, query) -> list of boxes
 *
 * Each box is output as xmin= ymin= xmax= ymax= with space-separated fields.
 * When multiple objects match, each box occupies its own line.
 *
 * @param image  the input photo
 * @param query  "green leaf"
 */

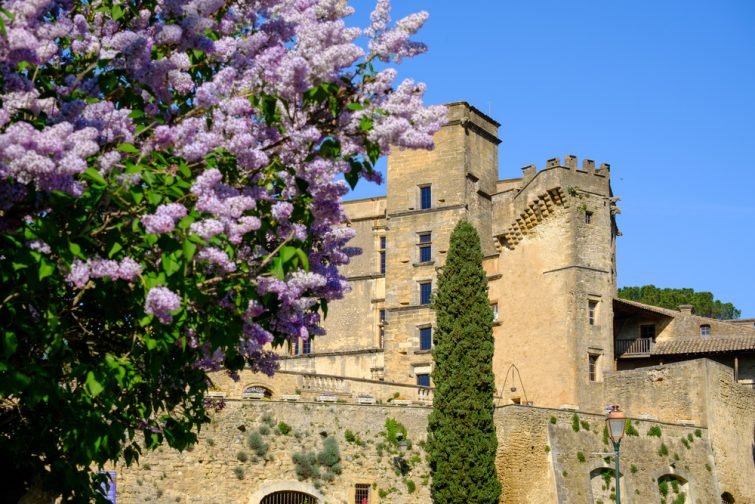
xmin=183 ymin=240 xmax=197 ymax=261
xmin=279 ymin=246 xmax=297 ymax=264
xmin=117 ymin=143 xmax=140 ymax=154
xmin=107 ymin=241 xmax=123 ymax=259
xmin=38 ymin=259 xmax=55 ymax=281
xmin=347 ymin=102 xmax=364 ymax=111
xmin=69 ymin=241 xmax=85 ymax=259
xmin=162 ymin=252 xmax=181 ymax=277
xmin=85 ymin=371 xmax=105 ymax=398
xmin=359 ymin=116 xmax=373 ymax=132
xmin=270 ymin=257 xmax=284 ymax=280
xmin=83 ymin=168 xmax=107 ymax=186
xmin=295 ymin=248 xmax=309 ymax=271
xmin=128 ymin=110 xmax=144 ymax=119
xmin=111 ymin=4 xmax=124 ymax=21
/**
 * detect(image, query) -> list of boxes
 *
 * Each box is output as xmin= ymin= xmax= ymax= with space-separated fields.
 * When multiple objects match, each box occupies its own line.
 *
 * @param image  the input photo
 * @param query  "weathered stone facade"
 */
xmin=116 ymin=102 xmax=755 ymax=503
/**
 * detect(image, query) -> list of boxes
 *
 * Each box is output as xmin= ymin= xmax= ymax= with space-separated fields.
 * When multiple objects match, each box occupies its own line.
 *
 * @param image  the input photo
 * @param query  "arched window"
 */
xmin=658 ymin=474 xmax=688 ymax=504
xmin=260 ymin=490 xmax=319 ymax=504
xmin=243 ymin=385 xmax=273 ymax=399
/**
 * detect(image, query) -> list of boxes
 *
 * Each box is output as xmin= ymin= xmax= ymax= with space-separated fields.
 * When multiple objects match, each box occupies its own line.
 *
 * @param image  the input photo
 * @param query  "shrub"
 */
xmin=602 ymin=426 xmax=609 ymax=445
xmin=647 ymin=426 xmax=662 ymax=437
xmin=258 ymin=425 xmax=271 ymax=436
xmin=681 ymin=438 xmax=690 ymax=449
xmin=318 ymin=437 xmax=341 ymax=468
xmin=344 ymin=430 xmax=357 ymax=443
xmin=630 ymin=464 xmax=638 ymax=474
xmin=625 ymin=422 xmax=639 ymax=437
xmin=572 ymin=414 xmax=581 ymax=432
xmin=659 ymin=479 xmax=669 ymax=497
xmin=236 ymin=451 xmax=249 ymax=462
xmin=233 ymin=467 xmax=244 ymax=480
xmin=580 ymin=420 xmax=590 ymax=431
xmin=549 ymin=416 xmax=557 ymax=424
xmin=544 ymin=446 xmax=551 ymax=453
xmin=406 ymin=479 xmax=416 ymax=494
xmin=277 ymin=422 xmax=291 ymax=435
xmin=576 ymin=451 xmax=586 ymax=463
xmin=247 ymin=432 xmax=268 ymax=457
xmin=694 ymin=429 xmax=702 ymax=438
xmin=261 ymin=413 xmax=275 ymax=427
xmin=292 ymin=452 xmax=320 ymax=481
xmin=687 ymin=433 xmax=694 ymax=442
xmin=658 ymin=443 xmax=668 ymax=457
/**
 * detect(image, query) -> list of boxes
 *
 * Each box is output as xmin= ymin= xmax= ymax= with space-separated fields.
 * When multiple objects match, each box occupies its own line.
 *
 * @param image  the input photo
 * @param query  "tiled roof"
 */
xmin=651 ymin=336 xmax=755 ymax=355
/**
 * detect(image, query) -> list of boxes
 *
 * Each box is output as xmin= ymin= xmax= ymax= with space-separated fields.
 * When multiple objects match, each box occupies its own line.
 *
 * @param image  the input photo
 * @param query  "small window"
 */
xmin=379 ymin=309 xmax=386 ymax=349
xmin=419 ymin=281 xmax=432 ymax=305
xmin=588 ymin=300 xmax=598 ymax=325
xmin=700 ymin=324 xmax=711 ymax=337
xmin=419 ymin=326 xmax=432 ymax=350
xmin=588 ymin=354 xmax=599 ymax=382
xmin=379 ymin=236 xmax=386 ymax=274
xmin=418 ymin=232 xmax=432 ymax=263
xmin=640 ymin=324 xmax=656 ymax=340
xmin=302 ymin=338 xmax=312 ymax=354
xmin=585 ymin=211 xmax=593 ymax=224
xmin=355 ymin=483 xmax=370 ymax=504
xmin=417 ymin=373 xmax=431 ymax=387
xmin=491 ymin=302 xmax=499 ymax=322
xmin=290 ymin=339 xmax=299 ymax=355
xmin=420 ymin=185 xmax=432 ymax=210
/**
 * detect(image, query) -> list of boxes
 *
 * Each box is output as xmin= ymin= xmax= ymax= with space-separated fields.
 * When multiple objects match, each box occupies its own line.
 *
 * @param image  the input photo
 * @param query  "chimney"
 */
xmin=678 ymin=305 xmax=694 ymax=315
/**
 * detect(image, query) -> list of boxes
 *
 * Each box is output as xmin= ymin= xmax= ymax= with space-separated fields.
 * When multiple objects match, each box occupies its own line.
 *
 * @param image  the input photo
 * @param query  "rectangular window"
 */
xmin=491 ymin=302 xmax=499 ymax=322
xmin=589 ymin=354 xmax=598 ymax=382
xmin=302 ymin=338 xmax=312 ymax=354
xmin=355 ymin=483 xmax=370 ymax=504
xmin=588 ymin=300 xmax=598 ymax=325
xmin=379 ymin=309 xmax=386 ymax=349
xmin=420 ymin=185 xmax=432 ymax=210
xmin=417 ymin=373 xmax=431 ymax=387
xmin=379 ymin=236 xmax=386 ymax=274
xmin=640 ymin=324 xmax=656 ymax=340
xmin=419 ymin=326 xmax=432 ymax=350
xmin=418 ymin=232 xmax=432 ymax=263
xmin=419 ymin=281 xmax=432 ymax=305
xmin=700 ymin=324 xmax=711 ymax=337
xmin=585 ymin=211 xmax=593 ymax=224
xmin=290 ymin=339 xmax=299 ymax=355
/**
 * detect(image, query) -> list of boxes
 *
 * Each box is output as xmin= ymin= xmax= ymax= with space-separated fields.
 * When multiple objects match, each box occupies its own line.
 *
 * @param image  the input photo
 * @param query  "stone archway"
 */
xmin=248 ymin=481 xmax=324 ymax=504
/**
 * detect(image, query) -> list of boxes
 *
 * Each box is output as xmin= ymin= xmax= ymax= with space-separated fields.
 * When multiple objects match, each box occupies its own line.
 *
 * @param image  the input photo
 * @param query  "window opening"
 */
xmin=379 ymin=309 xmax=385 ymax=349
xmin=419 ymin=326 xmax=432 ymax=350
xmin=588 ymin=300 xmax=598 ymax=325
xmin=420 ymin=185 xmax=432 ymax=210
xmin=302 ymin=338 xmax=312 ymax=354
xmin=417 ymin=373 xmax=431 ymax=387
xmin=355 ymin=484 xmax=370 ymax=504
xmin=640 ymin=324 xmax=656 ymax=340
xmin=419 ymin=281 xmax=432 ymax=305
xmin=418 ymin=232 xmax=432 ymax=263
xmin=491 ymin=302 xmax=499 ymax=321
xmin=585 ymin=211 xmax=593 ymax=224
xmin=379 ymin=236 xmax=386 ymax=274
xmin=589 ymin=354 xmax=598 ymax=382
xmin=700 ymin=324 xmax=711 ymax=337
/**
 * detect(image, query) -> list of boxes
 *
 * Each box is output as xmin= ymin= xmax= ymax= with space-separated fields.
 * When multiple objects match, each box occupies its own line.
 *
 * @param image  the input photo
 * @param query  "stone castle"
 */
xmin=116 ymin=103 xmax=755 ymax=504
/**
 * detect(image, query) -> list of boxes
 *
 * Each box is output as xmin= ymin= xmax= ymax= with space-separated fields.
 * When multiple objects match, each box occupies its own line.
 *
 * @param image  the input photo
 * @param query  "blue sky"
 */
xmin=345 ymin=0 xmax=755 ymax=318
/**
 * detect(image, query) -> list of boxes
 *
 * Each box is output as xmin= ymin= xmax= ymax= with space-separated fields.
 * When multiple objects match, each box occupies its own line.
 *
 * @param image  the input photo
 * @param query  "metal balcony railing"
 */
xmin=615 ymin=337 xmax=655 ymax=356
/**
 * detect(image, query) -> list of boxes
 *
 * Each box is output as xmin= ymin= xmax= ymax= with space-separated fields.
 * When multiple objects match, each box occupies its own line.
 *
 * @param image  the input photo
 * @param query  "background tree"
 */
xmin=427 ymin=221 xmax=501 ymax=504
xmin=0 ymin=0 xmax=445 ymax=500
xmin=618 ymin=285 xmax=741 ymax=319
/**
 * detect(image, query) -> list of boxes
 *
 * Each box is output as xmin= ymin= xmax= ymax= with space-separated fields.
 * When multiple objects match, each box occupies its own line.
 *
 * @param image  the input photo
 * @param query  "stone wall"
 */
xmin=115 ymin=400 xmax=745 ymax=504
xmin=115 ymin=401 xmax=433 ymax=504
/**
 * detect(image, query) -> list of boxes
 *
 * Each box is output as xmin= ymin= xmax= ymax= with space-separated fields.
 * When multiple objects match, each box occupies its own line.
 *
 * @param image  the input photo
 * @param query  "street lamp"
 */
xmin=605 ymin=405 xmax=626 ymax=504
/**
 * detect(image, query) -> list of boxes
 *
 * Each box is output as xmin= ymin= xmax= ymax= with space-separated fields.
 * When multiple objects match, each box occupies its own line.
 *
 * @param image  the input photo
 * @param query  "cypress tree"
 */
xmin=427 ymin=220 xmax=501 ymax=503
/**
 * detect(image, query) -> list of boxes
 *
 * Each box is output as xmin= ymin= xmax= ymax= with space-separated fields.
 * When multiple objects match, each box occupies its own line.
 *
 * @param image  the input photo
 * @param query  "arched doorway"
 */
xmin=721 ymin=491 xmax=736 ymax=503
xmin=260 ymin=491 xmax=319 ymax=504
xmin=243 ymin=385 xmax=273 ymax=399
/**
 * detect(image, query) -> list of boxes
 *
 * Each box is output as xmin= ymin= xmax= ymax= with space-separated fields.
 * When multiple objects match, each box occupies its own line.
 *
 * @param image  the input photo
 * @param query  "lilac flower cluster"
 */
xmin=66 ymin=257 xmax=143 ymax=288
xmin=1 ymin=0 xmax=445 ymax=377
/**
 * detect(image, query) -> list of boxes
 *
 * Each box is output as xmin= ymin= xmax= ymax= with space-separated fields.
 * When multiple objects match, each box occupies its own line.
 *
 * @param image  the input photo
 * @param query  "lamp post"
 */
xmin=606 ymin=405 xmax=626 ymax=504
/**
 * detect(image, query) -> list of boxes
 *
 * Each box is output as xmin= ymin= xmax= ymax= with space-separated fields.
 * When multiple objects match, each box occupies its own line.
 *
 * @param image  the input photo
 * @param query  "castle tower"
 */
xmin=489 ymin=156 xmax=618 ymax=408
xmin=381 ymin=102 xmax=501 ymax=384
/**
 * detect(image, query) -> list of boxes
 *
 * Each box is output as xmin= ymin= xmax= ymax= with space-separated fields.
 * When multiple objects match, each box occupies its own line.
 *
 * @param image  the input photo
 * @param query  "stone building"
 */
xmin=116 ymin=102 xmax=755 ymax=504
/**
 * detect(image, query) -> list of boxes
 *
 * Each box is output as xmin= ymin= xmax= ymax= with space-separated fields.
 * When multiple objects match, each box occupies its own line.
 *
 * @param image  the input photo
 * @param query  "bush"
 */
xmin=694 ymin=429 xmax=702 ymax=438
xmin=292 ymin=452 xmax=320 ymax=481
xmin=630 ymin=464 xmax=638 ymax=474
xmin=261 ymin=413 xmax=276 ymax=427
xmin=625 ymin=422 xmax=639 ymax=437
xmin=602 ymin=426 xmax=609 ymax=445
xmin=549 ymin=416 xmax=557 ymax=424
xmin=236 ymin=451 xmax=249 ymax=462
xmin=258 ymin=425 xmax=271 ymax=436
xmin=576 ymin=451 xmax=586 ymax=463
xmin=233 ymin=467 xmax=244 ymax=480
xmin=572 ymin=414 xmax=581 ymax=432
xmin=681 ymin=438 xmax=690 ymax=449
xmin=344 ymin=430 xmax=357 ymax=443
xmin=317 ymin=437 xmax=341 ymax=468
xmin=247 ymin=432 xmax=268 ymax=457
xmin=580 ymin=420 xmax=590 ymax=431
xmin=658 ymin=443 xmax=668 ymax=457
xmin=277 ymin=422 xmax=291 ymax=435
xmin=406 ymin=479 xmax=416 ymax=494
xmin=647 ymin=426 xmax=662 ymax=437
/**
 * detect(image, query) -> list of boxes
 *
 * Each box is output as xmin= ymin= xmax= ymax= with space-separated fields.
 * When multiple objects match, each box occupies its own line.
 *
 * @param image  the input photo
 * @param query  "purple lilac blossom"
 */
xmin=145 ymin=286 xmax=182 ymax=324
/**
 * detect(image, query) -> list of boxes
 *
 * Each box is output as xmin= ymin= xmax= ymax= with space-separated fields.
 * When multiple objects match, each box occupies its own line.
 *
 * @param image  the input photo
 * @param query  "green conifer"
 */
xmin=427 ymin=221 xmax=501 ymax=503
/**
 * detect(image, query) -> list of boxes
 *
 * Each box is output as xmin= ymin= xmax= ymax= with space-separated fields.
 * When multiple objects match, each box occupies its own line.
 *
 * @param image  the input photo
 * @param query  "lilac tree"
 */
xmin=0 ymin=0 xmax=444 ymax=500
